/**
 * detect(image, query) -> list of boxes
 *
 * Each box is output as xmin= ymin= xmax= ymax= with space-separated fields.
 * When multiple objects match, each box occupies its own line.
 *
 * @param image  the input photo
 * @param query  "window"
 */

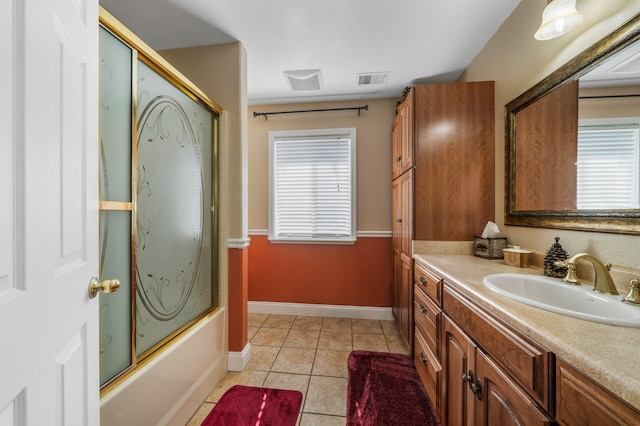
xmin=577 ymin=118 xmax=640 ymax=209
xmin=268 ymin=128 xmax=357 ymax=243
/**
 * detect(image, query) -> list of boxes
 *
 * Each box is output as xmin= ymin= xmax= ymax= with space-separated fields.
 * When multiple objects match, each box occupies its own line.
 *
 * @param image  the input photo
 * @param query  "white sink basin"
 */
xmin=483 ymin=273 xmax=640 ymax=328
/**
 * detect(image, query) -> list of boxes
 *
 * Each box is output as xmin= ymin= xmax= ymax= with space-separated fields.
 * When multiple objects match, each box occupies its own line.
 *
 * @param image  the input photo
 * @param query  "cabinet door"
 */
xmin=399 ymin=170 xmax=413 ymax=256
xmin=556 ymin=358 xmax=640 ymax=426
xmin=413 ymin=82 xmax=494 ymax=241
xmin=391 ymin=177 xmax=402 ymax=321
xmin=475 ymin=350 xmax=554 ymax=426
xmin=399 ymin=92 xmax=414 ymax=174
xmin=391 ymin=177 xmax=401 ymax=251
xmin=399 ymin=254 xmax=413 ymax=349
xmin=441 ymin=315 xmax=475 ymax=426
xmin=391 ymin=115 xmax=402 ymax=179
xmin=391 ymin=247 xmax=400 ymax=320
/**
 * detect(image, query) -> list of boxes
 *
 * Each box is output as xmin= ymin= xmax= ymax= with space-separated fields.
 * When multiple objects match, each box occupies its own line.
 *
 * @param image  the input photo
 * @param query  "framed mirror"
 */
xmin=505 ymin=12 xmax=640 ymax=235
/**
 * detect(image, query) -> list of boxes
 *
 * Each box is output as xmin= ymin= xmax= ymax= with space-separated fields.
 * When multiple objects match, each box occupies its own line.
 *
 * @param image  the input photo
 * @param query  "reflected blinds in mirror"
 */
xmin=577 ymin=123 xmax=640 ymax=209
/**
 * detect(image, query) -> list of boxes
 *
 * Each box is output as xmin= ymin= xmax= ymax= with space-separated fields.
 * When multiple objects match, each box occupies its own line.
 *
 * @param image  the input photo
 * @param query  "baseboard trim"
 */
xmin=227 ymin=343 xmax=251 ymax=372
xmin=248 ymin=301 xmax=394 ymax=321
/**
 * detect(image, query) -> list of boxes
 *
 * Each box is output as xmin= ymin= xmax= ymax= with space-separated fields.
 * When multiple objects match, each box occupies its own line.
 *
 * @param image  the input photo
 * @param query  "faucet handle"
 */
xmin=558 ymin=262 xmax=581 ymax=285
xmin=604 ymin=262 xmax=612 ymax=271
xmin=622 ymin=278 xmax=640 ymax=306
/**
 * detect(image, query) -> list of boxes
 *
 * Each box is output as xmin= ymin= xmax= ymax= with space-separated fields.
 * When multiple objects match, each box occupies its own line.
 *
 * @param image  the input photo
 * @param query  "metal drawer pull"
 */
xmin=419 ymin=352 xmax=428 ymax=365
xmin=419 ymin=304 xmax=427 ymax=314
xmin=471 ymin=379 xmax=483 ymax=401
xmin=419 ymin=276 xmax=427 ymax=286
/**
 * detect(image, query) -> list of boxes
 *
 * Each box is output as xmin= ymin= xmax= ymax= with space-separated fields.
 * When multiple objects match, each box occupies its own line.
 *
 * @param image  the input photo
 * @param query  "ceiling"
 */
xmin=99 ymin=0 xmax=523 ymax=105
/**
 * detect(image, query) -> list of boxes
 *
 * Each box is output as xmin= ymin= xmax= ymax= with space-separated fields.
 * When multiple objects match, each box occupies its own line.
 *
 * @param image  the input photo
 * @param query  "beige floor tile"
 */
xmin=299 ymin=413 xmax=346 ymax=426
xmin=321 ymin=317 xmax=352 ymax=333
xmin=351 ymin=319 xmax=383 ymax=335
xmin=263 ymin=372 xmax=310 ymax=405
xmin=271 ymin=347 xmax=316 ymax=375
xmin=206 ymin=370 xmax=268 ymax=402
xmin=263 ymin=314 xmax=296 ymax=329
xmin=304 ymin=376 xmax=348 ymax=416
xmin=381 ymin=319 xmax=400 ymax=335
xmin=248 ymin=313 xmax=269 ymax=327
xmin=386 ymin=334 xmax=410 ymax=355
xmin=352 ymin=333 xmax=389 ymax=352
xmin=284 ymin=328 xmax=320 ymax=349
xmin=317 ymin=330 xmax=352 ymax=351
xmin=312 ymin=350 xmax=350 ymax=378
xmin=250 ymin=327 xmax=290 ymax=346
xmin=246 ymin=345 xmax=280 ymax=371
xmin=248 ymin=325 xmax=259 ymax=341
xmin=292 ymin=316 xmax=324 ymax=330
xmin=186 ymin=402 xmax=214 ymax=425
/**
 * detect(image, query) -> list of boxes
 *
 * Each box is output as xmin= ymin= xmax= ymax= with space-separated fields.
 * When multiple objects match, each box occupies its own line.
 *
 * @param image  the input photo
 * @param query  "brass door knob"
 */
xmin=88 ymin=277 xmax=120 ymax=299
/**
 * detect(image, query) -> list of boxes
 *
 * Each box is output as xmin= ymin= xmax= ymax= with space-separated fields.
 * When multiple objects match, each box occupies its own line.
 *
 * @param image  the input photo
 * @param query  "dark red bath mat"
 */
xmin=201 ymin=385 xmax=302 ymax=426
xmin=346 ymin=350 xmax=441 ymax=426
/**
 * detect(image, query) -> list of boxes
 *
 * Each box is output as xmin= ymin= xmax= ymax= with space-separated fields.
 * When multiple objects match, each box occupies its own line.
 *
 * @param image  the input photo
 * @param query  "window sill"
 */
xmin=267 ymin=237 xmax=357 ymax=245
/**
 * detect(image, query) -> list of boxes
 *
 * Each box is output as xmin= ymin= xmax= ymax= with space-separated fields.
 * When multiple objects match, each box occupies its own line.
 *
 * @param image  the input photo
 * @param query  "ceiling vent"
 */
xmin=357 ymin=72 xmax=389 ymax=85
xmin=283 ymin=69 xmax=323 ymax=92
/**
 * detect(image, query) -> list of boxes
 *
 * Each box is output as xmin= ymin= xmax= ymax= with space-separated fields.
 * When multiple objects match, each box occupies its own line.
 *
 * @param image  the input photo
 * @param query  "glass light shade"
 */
xmin=534 ymin=0 xmax=583 ymax=40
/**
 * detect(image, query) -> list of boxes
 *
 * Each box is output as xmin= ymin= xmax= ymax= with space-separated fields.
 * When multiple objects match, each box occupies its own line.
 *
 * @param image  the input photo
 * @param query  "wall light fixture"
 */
xmin=535 ymin=0 xmax=583 ymax=41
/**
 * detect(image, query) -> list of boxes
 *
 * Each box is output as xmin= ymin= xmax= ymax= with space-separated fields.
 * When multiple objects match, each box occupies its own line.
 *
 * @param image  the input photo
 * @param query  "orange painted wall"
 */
xmin=248 ymin=235 xmax=392 ymax=307
xmin=228 ymin=247 xmax=248 ymax=352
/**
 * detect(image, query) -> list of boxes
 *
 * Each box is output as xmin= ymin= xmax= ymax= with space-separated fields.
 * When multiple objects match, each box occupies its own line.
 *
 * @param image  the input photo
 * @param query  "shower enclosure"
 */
xmin=98 ymin=12 xmax=220 ymax=391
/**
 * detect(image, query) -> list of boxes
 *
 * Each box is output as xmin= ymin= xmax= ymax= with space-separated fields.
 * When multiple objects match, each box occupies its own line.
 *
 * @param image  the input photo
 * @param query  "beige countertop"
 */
xmin=412 ymin=253 xmax=640 ymax=411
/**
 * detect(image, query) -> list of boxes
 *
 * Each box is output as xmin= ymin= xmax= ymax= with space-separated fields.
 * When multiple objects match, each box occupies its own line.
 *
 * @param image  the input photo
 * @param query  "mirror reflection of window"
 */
xmin=577 ymin=119 xmax=640 ymax=209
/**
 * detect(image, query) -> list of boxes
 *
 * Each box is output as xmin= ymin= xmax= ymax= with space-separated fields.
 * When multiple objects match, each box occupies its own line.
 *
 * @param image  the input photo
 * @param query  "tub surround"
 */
xmin=412 ymin=250 xmax=640 ymax=411
xmin=100 ymin=310 xmax=227 ymax=425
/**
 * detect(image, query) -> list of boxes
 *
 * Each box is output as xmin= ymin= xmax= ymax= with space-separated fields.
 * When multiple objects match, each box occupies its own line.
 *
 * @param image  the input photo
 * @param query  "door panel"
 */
xmin=0 ymin=0 xmax=99 ymax=424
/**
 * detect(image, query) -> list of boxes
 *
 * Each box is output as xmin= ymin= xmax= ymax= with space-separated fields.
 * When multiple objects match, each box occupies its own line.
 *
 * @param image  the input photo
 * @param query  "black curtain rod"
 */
xmin=253 ymin=105 xmax=368 ymax=120
xmin=579 ymin=94 xmax=640 ymax=99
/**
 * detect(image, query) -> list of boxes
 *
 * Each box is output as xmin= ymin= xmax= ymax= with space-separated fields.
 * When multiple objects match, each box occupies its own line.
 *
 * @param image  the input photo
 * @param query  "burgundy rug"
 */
xmin=347 ymin=350 xmax=441 ymax=426
xmin=201 ymin=385 xmax=302 ymax=426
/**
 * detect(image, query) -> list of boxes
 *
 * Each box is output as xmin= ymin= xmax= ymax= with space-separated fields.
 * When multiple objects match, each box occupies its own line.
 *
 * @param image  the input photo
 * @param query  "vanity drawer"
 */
xmin=414 ymin=328 xmax=441 ymax=412
xmin=414 ymin=261 xmax=442 ymax=307
xmin=414 ymin=284 xmax=441 ymax=357
xmin=444 ymin=285 xmax=551 ymax=410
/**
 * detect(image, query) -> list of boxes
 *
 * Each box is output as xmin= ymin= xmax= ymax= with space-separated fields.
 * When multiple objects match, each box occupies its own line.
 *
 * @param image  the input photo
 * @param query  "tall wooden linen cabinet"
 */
xmin=391 ymin=82 xmax=495 ymax=350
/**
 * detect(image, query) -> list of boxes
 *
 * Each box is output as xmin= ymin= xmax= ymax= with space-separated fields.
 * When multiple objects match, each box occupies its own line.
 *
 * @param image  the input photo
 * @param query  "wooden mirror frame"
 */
xmin=505 ymin=12 xmax=640 ymax=235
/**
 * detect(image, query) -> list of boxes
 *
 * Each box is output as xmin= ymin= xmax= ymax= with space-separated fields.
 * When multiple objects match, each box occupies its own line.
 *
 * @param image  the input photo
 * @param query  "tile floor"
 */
xmin=186 ymin=313 xmax=409 ymax=425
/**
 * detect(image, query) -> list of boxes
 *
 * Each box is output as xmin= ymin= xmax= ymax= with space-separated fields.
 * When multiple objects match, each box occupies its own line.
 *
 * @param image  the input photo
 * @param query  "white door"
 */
xmin=0 ymin=0 xmax=100 ymax=424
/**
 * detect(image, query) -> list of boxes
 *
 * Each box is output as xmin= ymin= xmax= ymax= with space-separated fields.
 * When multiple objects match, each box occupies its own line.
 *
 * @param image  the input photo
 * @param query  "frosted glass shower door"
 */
xmin=135 ymin=60 xmax=214 ymax=356
xmin=98 ymin=26 xmax=133 ymax=386
xmin=98 ymin=15 xmax=218 ymax=389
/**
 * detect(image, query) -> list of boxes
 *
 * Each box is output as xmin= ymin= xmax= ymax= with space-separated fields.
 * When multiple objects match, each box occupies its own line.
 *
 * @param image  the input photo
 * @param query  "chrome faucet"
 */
xmin=554 ymin=253 xmax=619 ymax=295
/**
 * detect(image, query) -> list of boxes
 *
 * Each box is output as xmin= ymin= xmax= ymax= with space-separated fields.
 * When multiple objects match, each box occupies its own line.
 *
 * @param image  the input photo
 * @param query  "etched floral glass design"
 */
xmin=98 ymin=26 xmax=133 ymax=385
xmin=98 ymin=25 xmax=216 ymax=386
xmin=135 ymin=60 xmax=213 ymax=355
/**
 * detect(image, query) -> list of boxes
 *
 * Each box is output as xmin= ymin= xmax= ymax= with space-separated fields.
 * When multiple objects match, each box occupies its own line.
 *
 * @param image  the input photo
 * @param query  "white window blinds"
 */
xmin=577 ymin=123 xmax=640 ymax=209
xmin=269 ymin=129 xmax=356 ymax=242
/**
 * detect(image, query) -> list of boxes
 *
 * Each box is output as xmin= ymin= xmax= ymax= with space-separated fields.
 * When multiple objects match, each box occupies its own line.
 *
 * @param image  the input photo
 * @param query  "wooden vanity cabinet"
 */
xmin=441 ymin=302 xmax=554 ymax=426
xmin=391 ymin=170 xmax=413 ymax=348
xmin=416 ymin=259 xmax=640 ymax=425
xmin=556 ymin=358 xmax=640 ymax=425
xmin=444 ymin=285 xmax=551 ymax=410
xmin=391 ymin=92 xmax=414 ymax=180
xmin=413 ymin=261 xmax=444 ymax=414
xmin=391 ymin=82 xmax=494 ymax=351
xmin=475 ymin=349 xmax=554 ymax=426
xmin=441 ymin=315 xmax=476 ymax=426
